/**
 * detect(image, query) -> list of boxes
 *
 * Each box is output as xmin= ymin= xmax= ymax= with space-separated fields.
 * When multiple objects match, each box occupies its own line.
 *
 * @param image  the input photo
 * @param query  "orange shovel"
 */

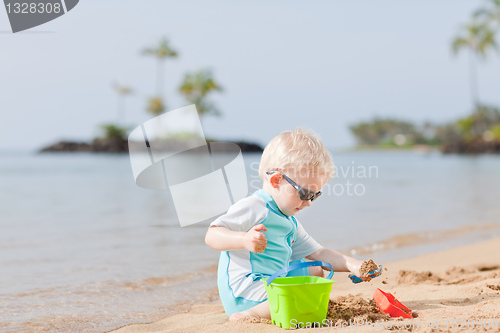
xmin=373 ymin=288 xmax=413 ymax=319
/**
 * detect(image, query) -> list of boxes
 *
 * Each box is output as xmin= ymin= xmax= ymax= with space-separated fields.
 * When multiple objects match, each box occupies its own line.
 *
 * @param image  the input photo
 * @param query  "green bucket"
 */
xmin=262 ymin=261 xmax=335 ymax=329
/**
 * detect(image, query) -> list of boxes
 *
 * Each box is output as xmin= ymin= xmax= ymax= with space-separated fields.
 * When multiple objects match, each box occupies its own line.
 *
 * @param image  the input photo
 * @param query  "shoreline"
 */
xmin=110 ymin=237 xmax=500 ymax=333
xmin=4 ymin=234 xmax=500 ymax=332
xmin=343 ymin=223 xmax=500 ymax=262
xmin=3 ymin=223 xmax=500 ymax=332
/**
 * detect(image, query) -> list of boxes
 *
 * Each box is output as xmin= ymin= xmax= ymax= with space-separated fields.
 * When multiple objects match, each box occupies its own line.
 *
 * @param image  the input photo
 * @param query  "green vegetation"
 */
xmin=349 ymin=119 xmax=429 ymax=147
xmin=350 ymin=105 xmax=500 ymax=152
xmin=99 ymin=124 xmax=129 ymax=141
xmin=146 ymin=96 xmax=166 ymax=116
xmin=452 ymin=22 xmax=497 ymax=107
xmin=455 ymin=105 xmax=500 ymax=141
xmin=179 ymin=69 xmax=223 ymax=119
xmin=452 ymin=0 xmax=499 ymax=108
xmin=142 ymin=36 xmax=179 ymax=115
xmin=93 ymin=37 xmax=223 ymax=149
xmin=351 ymin=1 xmax=500 ymax=153
xmin=86 ymin=2 xmax=500 ymax=154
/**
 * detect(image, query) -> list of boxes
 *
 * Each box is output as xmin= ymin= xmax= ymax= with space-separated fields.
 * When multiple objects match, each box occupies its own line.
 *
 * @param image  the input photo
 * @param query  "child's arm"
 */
xmin=205 ymin=224 xmax=268 ymax=253
xmin=306 ymin=247 xmax=365 ymax=278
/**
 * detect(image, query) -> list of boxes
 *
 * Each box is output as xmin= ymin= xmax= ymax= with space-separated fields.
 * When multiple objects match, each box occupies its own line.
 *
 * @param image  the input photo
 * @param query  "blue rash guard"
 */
xmin=210 ymin=189 xmax=323 ymax=316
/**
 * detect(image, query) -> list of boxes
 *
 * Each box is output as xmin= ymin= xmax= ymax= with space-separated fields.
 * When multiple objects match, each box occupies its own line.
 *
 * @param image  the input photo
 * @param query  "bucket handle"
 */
xmin=265 ymin=261 xmax=334 ymax=286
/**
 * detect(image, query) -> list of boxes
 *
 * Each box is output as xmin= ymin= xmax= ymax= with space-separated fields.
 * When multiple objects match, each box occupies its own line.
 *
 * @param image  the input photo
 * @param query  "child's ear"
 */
xmin=269 ymin=173 xmax=282 ymax=189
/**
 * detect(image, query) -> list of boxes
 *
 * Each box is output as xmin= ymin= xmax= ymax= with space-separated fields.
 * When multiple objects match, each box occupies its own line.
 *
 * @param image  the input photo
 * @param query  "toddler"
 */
xmin=205 ymin=128 xmax=372 ymax=321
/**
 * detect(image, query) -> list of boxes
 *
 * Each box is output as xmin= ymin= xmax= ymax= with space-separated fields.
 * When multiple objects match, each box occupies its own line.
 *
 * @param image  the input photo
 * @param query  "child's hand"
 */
xmin=243 ymin=224 xmax=268 ymax=253
xmin=348 ymin=269 xmax=373 ymax=283
xmin=348 ymin=260 xmax=383 ymax=284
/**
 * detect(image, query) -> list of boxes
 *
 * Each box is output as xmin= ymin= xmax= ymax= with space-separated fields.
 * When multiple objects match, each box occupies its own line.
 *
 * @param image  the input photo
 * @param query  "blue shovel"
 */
xmin=348 ymin=265 xmax=383 ymax=284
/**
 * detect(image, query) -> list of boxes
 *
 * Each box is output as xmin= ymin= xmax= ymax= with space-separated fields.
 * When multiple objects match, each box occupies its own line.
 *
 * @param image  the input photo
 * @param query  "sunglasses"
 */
xmin=266 ymin=171 xmax=322 ymax=202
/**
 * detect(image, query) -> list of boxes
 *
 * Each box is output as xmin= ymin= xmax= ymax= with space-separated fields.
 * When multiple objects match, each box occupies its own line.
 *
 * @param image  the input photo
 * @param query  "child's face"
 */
xmin=270 ymin=171 xmax=327 ymax=217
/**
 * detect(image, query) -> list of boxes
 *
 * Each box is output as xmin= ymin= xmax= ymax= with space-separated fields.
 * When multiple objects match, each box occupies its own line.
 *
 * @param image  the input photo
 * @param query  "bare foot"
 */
xmin=229 ymin=311 xmax=261 ymax=322
xmin=229 ymin=300 xmax=271 ymax=322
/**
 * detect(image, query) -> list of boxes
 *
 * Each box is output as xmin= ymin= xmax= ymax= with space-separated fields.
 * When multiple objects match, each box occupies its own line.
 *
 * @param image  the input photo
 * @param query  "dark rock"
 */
xmin=40 ymin=141 xmax=92 ymax=152
xmin=232 ymin=141 xmax=263 ymax=153
xmin=40 ymin=138 xmax=128 ymax=153
xmin=442 ymin=139 xmax=500 ymax=154
xmin=90 ymin=137 xmax=128 ymax=153
xmin=206 ymin=140 xmax=263 ymax=153
xmin=39 ymin=139 xmax=263 ymax=153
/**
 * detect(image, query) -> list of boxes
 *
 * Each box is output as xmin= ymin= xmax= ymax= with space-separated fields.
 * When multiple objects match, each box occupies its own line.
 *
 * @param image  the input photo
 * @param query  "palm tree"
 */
xmin=146 ymin=96 xmax=165 ymax=116
xmin=474 ymin=0 xmax=500 ymax=29
xmin=142 ymin=37 xmax=178 ymax=117
xmin=100 ymin=124 xmax=128 ymax=141
xmin=452 ymin=21 xmax=497 ymax=107
xmin=112 ymin=82 xmax=133 ymax=125
xmin=179 ymin=69 xmax=223 ymax=119
xmin=142 ymin=37 xmax=178 ymax=97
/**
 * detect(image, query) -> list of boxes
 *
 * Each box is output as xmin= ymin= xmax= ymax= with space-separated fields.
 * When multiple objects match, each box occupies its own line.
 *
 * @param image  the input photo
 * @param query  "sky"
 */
xmin=1 ymin=0 xmax=500 ymax=151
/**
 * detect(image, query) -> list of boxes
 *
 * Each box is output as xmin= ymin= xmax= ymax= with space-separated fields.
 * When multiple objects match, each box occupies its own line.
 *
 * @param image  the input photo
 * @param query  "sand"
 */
xmin=359 ymin=259 xmax=380 ymax=277
xmin=110 ymin=238 xmax=500 ymax=333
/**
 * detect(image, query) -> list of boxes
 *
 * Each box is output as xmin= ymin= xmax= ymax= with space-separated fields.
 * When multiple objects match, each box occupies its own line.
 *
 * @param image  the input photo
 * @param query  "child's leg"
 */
xmin=287 ymin=258 xmax=325 ymax=278
xmin=229 ymin=260 xmax=325 ymax=322
xmin=308 ymin=265 xmax=325 ymax=277
xmin=229 ymin=300 xmax=271 ymax=322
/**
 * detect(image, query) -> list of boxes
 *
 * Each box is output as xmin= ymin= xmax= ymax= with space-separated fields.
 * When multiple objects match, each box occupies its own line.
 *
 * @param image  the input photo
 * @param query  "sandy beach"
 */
xmin=109 ymin=237 xmax=500 ymax=333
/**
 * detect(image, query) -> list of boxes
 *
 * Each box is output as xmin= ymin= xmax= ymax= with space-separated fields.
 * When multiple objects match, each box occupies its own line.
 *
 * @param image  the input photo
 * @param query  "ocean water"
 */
xmin=1 ymin=150 xmax=500 ymax=332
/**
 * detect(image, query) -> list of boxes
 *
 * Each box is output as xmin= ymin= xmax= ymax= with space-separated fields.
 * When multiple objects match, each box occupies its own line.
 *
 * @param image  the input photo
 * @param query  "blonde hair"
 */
xmin=258 ymin=128 xmax=335 ymax=181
